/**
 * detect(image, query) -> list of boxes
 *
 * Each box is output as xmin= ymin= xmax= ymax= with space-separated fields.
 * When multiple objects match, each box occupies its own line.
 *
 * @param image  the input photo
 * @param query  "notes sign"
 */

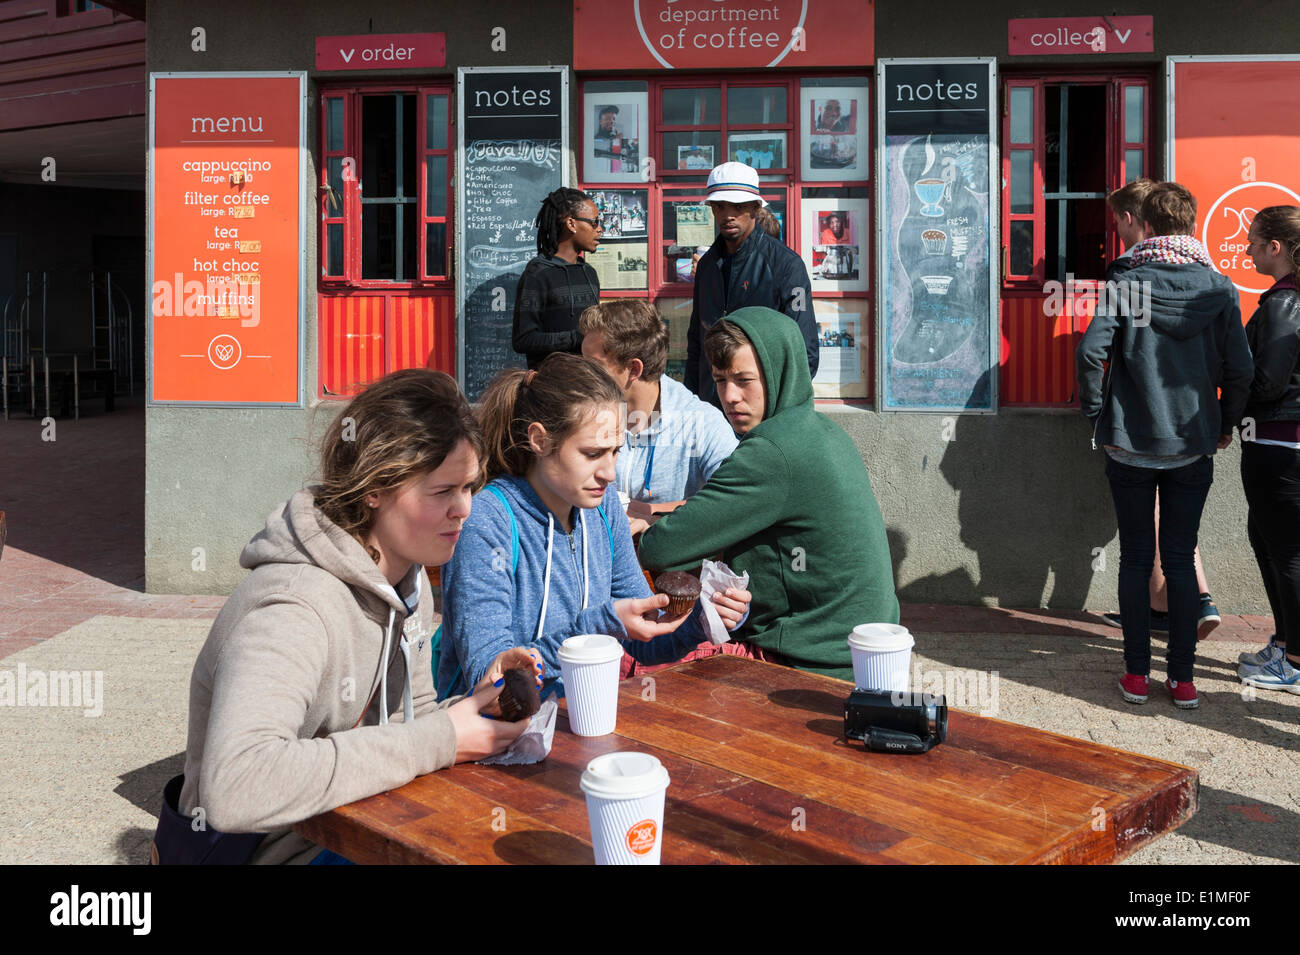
xmin=457 ymin=67 xmax=568 ymax=400
xmin=876 ymin=59 xmax=998 ymax=412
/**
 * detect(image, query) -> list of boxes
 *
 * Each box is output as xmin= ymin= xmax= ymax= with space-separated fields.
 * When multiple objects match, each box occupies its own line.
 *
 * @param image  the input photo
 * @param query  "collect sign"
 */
xmin=877 ymin=60 xmax=997 ymax=413
xmin=150 ymin=73 xmax=303 ymax=405
xmin=573 ymin=0 xmax=873 ymax=70
xmin=457 ymin=68 xmax=567 ymax=400
xmin=315 ymin=33 xmax=446 ymax=71
xmin=1008 ymin=16 xmax=1153 ymax=55
xmin=1170 ymin=57 xmax=1300 ymax=318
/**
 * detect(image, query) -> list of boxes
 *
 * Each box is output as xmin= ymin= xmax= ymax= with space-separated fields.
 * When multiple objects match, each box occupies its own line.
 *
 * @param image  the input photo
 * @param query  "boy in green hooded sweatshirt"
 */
xmin=638 ymin=307 xmax=899 ymax=680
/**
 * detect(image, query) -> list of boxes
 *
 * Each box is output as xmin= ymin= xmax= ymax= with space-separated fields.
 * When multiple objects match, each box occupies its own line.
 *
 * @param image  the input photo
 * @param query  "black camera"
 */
xmin=843 ymin=688 xmax=947 ymax=754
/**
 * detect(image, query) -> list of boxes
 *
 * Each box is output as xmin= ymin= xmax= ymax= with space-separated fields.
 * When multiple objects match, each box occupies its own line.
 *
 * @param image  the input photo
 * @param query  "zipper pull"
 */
xmin=1091 ymin=437 xmax=1097 ymax=451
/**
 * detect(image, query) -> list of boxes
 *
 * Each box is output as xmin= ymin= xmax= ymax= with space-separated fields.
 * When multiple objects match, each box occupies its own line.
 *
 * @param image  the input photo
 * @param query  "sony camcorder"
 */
xmin=843 ymin=688 xmax=948 ymax=754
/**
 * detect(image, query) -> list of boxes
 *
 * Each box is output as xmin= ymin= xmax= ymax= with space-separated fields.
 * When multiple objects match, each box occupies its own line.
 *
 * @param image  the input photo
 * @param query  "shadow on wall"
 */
xmin=889 ymin=367 xmax=1118 ymax=610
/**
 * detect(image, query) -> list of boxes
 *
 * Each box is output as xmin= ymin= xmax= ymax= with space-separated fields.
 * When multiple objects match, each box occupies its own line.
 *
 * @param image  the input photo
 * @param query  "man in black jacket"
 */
xmin=686 ymin=162 xmax=816 ymax=407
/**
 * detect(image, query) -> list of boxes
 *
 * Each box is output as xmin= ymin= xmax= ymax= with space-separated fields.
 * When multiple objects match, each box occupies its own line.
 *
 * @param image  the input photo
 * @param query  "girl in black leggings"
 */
xmin=1238 ymin=205 xmax=1300 ymax=693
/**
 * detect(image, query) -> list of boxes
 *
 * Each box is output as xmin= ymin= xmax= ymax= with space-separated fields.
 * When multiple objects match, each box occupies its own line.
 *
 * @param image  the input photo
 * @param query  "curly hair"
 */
xmin=534 ymin=187 xmax=594 ymax=258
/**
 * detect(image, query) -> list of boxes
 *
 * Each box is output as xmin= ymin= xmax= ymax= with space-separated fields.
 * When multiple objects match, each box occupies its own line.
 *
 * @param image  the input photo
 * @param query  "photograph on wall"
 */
xmin=674 ymin=202 xmax=715 ymax=247
xmin=727 ymin=133 xmax=786 ymax=169
xmin=586 ymin=242 xmax=649 ymax=290
xmin=590 ymin=189 xmax=648 ymax=238
xmin=583 ymin=91 xmax=648 ymax=183
xmin=677 ymin=144 xmax=715 ymax=170
xmin=811 ymin=302 xmax=869 ymax=399
xmin=801 ymin=197 xmax=869 ymax=291
xmin=801 ymin=86 xmax=870 ymax=181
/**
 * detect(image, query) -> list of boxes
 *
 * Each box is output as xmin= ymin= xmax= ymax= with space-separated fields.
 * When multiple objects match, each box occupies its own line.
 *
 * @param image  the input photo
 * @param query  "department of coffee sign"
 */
xmin=573 ymin=0 xmax=873 ymax=70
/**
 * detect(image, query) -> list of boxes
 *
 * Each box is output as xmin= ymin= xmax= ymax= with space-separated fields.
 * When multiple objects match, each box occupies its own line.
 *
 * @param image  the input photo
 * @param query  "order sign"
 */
xmin=150 ymin=73 xmax=303 ymax=404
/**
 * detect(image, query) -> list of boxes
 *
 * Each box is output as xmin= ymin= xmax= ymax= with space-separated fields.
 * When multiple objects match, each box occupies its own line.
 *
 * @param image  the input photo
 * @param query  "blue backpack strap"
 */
xmin=596 ymin=505 xmax=614 ymax=559
xmin=434 ymin=484 xmax=519 ymax=698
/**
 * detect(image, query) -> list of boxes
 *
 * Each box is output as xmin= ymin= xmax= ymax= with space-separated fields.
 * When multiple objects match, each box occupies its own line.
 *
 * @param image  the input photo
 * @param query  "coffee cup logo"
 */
xmin=625 ymin=818 xmax=658 ymax=855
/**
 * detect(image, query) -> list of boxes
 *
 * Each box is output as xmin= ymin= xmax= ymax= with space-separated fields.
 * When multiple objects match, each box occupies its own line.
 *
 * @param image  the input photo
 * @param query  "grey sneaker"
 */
xmin=1241 ymin=654 xmax=1300 ymax=695
xmin=1238 ymin=636 xmax=1281 ymax=666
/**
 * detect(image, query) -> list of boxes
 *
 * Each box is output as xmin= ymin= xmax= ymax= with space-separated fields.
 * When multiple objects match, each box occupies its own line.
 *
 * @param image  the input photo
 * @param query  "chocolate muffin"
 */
xmin=497 ymin=666 xmax=541 ymax=722
xmin=654 ymin=571 xmax=701 ymax=617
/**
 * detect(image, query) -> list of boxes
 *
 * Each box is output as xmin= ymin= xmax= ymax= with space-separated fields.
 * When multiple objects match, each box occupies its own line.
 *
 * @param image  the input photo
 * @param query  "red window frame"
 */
xmin=1000 ymin=73 xmax=1152 ymax=291
xmin=318 ymin=84 xmax=454 ymax=290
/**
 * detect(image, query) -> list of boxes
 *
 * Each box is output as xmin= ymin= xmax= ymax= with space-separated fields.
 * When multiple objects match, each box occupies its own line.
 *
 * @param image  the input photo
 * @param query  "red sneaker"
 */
xmin=1165 ymin=679 xmax=1199 ymax=709
xmin=1119 ymin=673 xmax=1149 ymax=704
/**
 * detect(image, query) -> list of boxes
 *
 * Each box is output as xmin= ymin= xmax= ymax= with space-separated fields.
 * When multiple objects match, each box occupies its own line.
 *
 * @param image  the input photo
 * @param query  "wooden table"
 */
xmin=296 ymin=655 xmax=1196 ymax=864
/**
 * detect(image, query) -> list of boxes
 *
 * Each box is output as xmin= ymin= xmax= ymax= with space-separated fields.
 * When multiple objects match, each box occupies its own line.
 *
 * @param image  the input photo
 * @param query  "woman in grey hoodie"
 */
xmin=168 ymin=370 xmax=539 ymax=864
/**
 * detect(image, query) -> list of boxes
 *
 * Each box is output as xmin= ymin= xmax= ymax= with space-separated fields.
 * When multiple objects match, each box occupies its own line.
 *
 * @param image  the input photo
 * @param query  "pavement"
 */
xmin=1 ymin=398 xmax=1296 ymax=865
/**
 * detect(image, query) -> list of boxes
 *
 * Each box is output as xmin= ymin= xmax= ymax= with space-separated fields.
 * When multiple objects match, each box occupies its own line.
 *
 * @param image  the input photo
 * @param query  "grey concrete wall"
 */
xmin=145 ymin=0 xmax=1275 ymax=613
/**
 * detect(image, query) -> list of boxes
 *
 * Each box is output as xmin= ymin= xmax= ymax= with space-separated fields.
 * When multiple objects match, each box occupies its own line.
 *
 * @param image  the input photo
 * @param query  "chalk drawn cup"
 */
xmin=920 ymin=275 xmax=954 ymax=296
xmin=915 ymin=178 xmax=945 ymax=217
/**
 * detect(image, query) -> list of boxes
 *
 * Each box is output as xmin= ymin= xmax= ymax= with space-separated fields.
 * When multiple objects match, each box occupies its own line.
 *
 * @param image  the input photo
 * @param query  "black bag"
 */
xmin=151 ymin=774 xmax=267 ymax=865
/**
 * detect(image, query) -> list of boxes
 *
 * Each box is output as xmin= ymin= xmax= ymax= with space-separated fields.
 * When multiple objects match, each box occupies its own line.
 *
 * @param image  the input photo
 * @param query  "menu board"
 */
xmin=877 ymin=60 xmax=997 ymax=412
xmin=457 ymin=67 xmax=567 ymax=400
xmin=149 ymin=73 xmax=304 ymax=405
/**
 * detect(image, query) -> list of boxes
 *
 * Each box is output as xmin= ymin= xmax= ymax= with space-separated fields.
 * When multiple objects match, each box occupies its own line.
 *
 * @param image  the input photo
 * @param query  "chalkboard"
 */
xmin=457 ymin=67 xmax=568 ymax=400
xmin=877 ymin=60 xmax=998 ymax=412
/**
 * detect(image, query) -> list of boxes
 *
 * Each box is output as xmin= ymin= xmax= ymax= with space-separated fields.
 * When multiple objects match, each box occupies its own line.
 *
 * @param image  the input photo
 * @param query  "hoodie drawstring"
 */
xmin=534 ymin=510 xmax=589 ymax=645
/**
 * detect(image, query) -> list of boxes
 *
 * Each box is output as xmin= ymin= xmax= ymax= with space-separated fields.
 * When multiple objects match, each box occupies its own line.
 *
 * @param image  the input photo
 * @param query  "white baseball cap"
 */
xmin=706 ymin=161 xmax=768 ymax=207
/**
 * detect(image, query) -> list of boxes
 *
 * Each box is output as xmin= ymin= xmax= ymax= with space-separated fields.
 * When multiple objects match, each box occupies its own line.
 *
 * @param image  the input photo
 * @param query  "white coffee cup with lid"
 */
xmin=580 ymin=752 xmax=671 ymax=865
xmin=847 ymin=623 xmax=914 ymax=692
xmin=558 ymin=633 xmax=624 ymax=736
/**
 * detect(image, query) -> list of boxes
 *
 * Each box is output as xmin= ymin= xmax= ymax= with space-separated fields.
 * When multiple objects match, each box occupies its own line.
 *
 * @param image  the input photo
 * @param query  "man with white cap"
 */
xmin=686 ymin=161 xmax=817 ymax=408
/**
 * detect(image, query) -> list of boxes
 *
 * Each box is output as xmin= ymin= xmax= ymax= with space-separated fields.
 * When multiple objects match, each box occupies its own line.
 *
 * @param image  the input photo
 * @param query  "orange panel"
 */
xmin=319 ymin=293 xmax=384 ymax=397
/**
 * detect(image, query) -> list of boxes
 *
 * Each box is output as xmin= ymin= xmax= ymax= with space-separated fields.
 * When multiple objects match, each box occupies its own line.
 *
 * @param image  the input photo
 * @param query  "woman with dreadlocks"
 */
xmin=512 ymin=188 xmax=603 ymax=369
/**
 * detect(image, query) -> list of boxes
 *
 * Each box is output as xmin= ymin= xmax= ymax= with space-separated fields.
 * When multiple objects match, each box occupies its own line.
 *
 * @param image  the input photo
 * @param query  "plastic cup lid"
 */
xmin=580 ymin=752 xmax=670 ymax=799
xmin=848 ymin=623 xmax=914 ymax=652
xmin=558 ymin=633 xmax=624 ymax=664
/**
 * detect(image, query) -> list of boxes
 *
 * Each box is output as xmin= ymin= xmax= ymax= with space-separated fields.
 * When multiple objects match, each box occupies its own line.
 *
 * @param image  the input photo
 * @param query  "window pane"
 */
xmin=663 ymin=131 xmax=721 ymax=172
xmin=426 ymin=223 xmax=447 ymax=276
xmin=1009 ymin=220 xmax=1034 ymax=275
xmin=1010 ymin=87 xmax=1033 ymax=144
xmin=327 ymin=157 xmax=344 ymax=204
xmin=426 ymin=156 xmax=447 ymax=217
xmin=1125 ymin=86 xmax=1144 ymax=144
xmin=727 ymin=86 xmax=786 ymax=126
xmin=362 ymin=96 xmax=399 ymax=198
xmin=327 ymin=98 xmax=344 ymax=152
xmin=1125 ymin=149 xmax=1144 ymax=183
xmin=1010 ymin=150 xmax=1034 ymax=214
xmin=426 ymin=94 xmax=448 ymax=150
xmin=401 ymin=94 xmax=417 ymax=199
xmin=362 ymin=204 xmax=417 ymax=281
xmin=327 ymin=224 xmax=343 ymax=275
xmin=662 ymin=87 xmax=719 ymax=126
xmin=726 ymin=132 xmax=786 ymax=169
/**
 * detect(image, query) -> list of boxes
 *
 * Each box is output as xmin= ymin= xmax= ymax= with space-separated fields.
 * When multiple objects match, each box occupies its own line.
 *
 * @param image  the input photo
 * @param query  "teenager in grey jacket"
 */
xmin=1076 ymin=183 xmax=1252 ymax=709
xmin=174 ymin=372 xmax=537 ymax=864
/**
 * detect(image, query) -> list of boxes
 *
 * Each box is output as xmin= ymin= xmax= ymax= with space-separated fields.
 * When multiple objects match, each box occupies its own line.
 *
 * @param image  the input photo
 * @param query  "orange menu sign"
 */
xmin=151 ymin=73 xmax=302 ymax=403
xmin=1171 ymin=58 xmax=1300 ymax=320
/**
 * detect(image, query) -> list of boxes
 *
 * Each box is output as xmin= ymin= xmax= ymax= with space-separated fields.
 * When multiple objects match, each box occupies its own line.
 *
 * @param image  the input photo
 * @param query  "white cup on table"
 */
xmin=558 ymin=633 xmax=624 ymax=736
xmin=847 ymin=623 xmax=914 ymax=692
xmin=580 ymin=751 xmax=671 ymax=865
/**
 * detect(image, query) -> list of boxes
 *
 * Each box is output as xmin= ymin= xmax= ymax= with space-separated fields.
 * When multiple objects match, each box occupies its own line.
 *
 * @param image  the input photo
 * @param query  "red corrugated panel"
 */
xmin=319 ymin=293 xmax=384 ymax=398
xmin=1000 ymin=293 xmax=1079 ymax=406
xmin=390 ymin=294 xmax=455 ymax=374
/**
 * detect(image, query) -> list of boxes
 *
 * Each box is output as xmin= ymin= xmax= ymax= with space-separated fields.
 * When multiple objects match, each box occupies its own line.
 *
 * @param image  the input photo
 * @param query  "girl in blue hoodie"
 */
xmin=437 ymin=353 xmax=751 ymax=698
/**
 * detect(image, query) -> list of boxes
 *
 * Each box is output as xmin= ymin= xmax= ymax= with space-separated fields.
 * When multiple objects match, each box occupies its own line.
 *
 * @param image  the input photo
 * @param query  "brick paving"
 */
xmin=0 ymin=395 xmax=1276 ymax=653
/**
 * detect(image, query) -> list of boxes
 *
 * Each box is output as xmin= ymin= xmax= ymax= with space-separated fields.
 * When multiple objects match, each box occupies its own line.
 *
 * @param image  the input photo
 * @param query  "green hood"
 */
xmin=724 ymin=307 xmax=814 ymax=425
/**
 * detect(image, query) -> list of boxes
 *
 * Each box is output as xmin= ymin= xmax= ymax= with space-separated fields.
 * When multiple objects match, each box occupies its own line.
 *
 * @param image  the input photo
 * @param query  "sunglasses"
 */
xmin=571 ymin=216 xmax=603 ymax=230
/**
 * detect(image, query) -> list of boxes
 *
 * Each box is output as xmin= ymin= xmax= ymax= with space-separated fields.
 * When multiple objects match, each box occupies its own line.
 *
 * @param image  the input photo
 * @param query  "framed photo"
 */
xmin=676 ymin=143 xmax=714 ymax=170
xmin=801 ymin=197 xmax=869 ymax=292
xmin=727 ymin=132 xmax=786 ymax=170
xmin=801 ymin=85 xmax=870 ymax=181
xmin=811 ymin=300 xmax=869 ymax=399
xmin=589 ymin=189 xmax=648 ymax=239
xmin=583 ymin=92 xmax=649 ymax=183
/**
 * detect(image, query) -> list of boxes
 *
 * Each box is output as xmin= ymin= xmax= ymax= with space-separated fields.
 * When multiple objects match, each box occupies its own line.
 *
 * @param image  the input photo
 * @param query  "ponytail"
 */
xmin=535 ymin=187 xmax=593 ymax=258
xmin=477 ymin=353 xmax=624 ymax=480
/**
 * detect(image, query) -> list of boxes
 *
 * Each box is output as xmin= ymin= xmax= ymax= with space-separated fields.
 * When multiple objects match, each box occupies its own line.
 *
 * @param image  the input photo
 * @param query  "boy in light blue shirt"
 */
xmin=580 ymin=299 xmax=738 ymax=508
